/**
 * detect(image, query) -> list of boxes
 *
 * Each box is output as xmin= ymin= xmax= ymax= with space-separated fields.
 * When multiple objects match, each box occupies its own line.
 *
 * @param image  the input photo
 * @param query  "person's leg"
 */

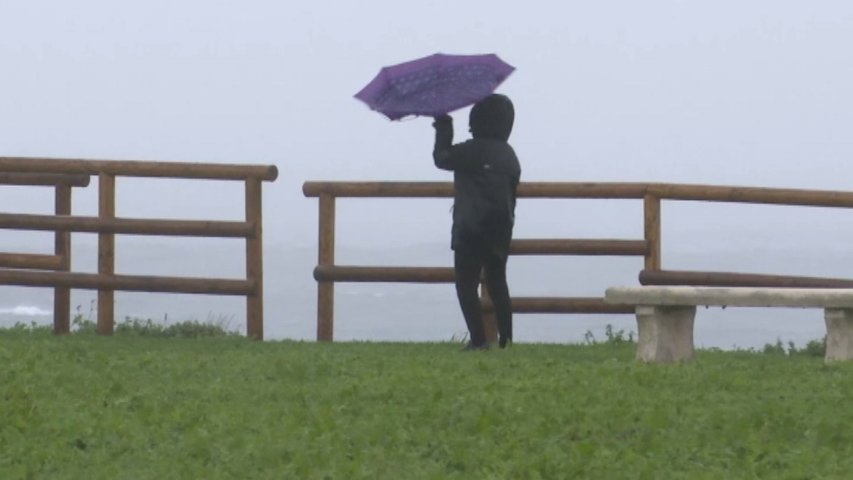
xmin=454 ymin=246 xmax=486 ymax=347
xmin=483 ymin=251 xmax=512 ymax=348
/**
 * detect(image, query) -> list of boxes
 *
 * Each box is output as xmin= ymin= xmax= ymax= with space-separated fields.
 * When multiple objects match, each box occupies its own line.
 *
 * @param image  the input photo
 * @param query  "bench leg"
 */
xmin=824 ymin=308 xmax=853 ymax=363
xmin=635 ymin=305 xmax=696 ymax=363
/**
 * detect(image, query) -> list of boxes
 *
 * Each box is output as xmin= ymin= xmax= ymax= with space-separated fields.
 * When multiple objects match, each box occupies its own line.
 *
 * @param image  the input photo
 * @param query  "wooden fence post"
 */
xmin=98 ymin=173 xmax=115 ymax=335
xmin=644 ymin=194 xmax=661 ymax=271
xmin=317 ymin=193 xmax=335 ymax=341
xmin=245 ymin=178 xmax=264 ymax=340
xmin=53 ymin=184 xmax=71 ymax=334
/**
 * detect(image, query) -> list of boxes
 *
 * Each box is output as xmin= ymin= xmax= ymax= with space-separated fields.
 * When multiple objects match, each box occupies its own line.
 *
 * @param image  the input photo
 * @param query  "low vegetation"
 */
xmin=0 ymin=324 xmax=850 ymax=479
xmin=10 ymin=313 xmax=240 ymax=339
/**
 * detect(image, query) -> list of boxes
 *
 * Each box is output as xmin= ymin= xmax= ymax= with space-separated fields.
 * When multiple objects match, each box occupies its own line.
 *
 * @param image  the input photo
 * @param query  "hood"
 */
xmin=469 ymin=94 xmax=514 ymax=141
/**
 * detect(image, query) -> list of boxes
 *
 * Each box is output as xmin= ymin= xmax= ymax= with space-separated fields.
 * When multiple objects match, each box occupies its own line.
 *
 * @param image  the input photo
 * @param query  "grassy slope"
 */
xmin=1 ymin=333 xmax=852 ymax=479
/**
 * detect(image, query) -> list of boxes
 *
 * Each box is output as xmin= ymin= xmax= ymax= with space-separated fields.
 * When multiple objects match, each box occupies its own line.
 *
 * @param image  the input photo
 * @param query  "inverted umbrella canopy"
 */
xmin=354 ymin=53 xmax=515 ymax=121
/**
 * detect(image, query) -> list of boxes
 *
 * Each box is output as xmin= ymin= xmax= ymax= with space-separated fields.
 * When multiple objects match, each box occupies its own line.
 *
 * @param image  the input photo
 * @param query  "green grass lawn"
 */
xmin=1 ymin=330 xmax=852 ymax=479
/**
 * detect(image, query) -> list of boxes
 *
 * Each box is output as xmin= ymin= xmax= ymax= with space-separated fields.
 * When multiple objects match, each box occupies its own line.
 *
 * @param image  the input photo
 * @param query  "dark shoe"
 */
xmin=499 ymin=336 xmax=512 ymax=349
xmin=460 ymin=342 xmax=490 ymax=352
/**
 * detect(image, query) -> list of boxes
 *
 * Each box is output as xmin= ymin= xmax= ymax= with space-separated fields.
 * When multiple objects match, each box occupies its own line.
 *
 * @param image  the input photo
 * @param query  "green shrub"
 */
xmin=584 ymin=324 xmax=636 ymax=345
xmin=761 ymin=337 xmax=826 ymax=357
xmin=10 ymin=309 xmax=240 ymax=338
xmin=114 ymin=315 xmax=239 ymax=338
xmin=9 ymin=321 xmax=52 ymax=334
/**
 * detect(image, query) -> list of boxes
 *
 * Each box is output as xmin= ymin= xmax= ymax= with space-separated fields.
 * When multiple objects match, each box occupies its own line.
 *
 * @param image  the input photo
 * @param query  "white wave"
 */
xmin=0 ymin=305 xmax=52 ymax=316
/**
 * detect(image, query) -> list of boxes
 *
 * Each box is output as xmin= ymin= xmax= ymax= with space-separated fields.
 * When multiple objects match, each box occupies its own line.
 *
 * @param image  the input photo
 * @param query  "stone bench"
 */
xmin=604 ymin=286 xmax=853 ymax=363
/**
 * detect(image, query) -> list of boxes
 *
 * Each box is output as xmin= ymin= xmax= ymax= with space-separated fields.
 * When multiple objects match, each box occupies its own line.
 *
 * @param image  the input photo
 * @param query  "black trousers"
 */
xmin=454 ymin=243 xmax=513 ymax=347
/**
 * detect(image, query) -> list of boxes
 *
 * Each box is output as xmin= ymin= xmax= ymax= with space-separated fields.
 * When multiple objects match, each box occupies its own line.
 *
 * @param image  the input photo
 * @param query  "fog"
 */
xmin=2 ymin=1 xmax=853 ymax=345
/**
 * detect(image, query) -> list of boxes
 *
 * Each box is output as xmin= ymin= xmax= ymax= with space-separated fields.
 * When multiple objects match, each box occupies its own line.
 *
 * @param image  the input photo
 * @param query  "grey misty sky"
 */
xmin=2 ymin=0 xmax=853 ymax=250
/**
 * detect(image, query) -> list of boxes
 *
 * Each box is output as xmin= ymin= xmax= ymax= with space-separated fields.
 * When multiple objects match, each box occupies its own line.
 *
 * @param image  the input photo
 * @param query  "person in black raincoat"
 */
xmin=432 ymin=94 xmax=521 ymax=350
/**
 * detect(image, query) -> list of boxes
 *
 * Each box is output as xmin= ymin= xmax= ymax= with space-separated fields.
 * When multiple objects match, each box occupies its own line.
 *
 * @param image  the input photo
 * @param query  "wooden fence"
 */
xmin=0 ymin=172 xmax=90 ymax=333
xmin=0 ymin=157 xmax=278 ymax=339
xmin=303 ymin=181 xmax=853 ymax=341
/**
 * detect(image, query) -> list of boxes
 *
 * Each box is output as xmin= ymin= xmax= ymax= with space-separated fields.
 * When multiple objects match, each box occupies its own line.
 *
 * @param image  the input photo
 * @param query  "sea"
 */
xmin=0 ymin=237 xmax=842 ymax=350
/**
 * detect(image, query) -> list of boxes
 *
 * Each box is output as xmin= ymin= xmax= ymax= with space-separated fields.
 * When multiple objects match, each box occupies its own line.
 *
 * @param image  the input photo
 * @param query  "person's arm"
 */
xmin=433 ymin=115 xmax=482 ymax=172
xmin=432 ymin=114 xmax=454 ymax=171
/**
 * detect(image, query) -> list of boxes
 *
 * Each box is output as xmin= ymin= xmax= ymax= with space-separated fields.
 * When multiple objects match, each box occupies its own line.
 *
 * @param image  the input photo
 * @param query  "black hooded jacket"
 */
xmin=433 ymin=94 xmax=521 ymax=255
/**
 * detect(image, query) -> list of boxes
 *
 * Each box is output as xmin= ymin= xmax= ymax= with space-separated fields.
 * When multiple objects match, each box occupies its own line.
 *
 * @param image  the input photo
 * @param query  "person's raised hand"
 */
xmin=432 ymin=114 xmax=452 ymax=128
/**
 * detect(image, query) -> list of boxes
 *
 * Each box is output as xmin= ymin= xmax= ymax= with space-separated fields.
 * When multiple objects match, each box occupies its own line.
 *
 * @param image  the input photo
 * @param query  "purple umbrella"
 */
xmin=354 ymin=53 xmax=515 ymax=121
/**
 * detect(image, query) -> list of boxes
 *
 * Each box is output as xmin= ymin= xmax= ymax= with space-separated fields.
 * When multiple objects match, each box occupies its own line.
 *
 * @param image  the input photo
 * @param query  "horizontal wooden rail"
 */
xmin=0 ymin=157 xmax=278 ymax=181
xmin=314 ymin=265 xmax=455 ymax=283
xmin=640 ymin=269 xmax=853 ymax=288
xmin=303 ymin=181 xmax=649 ymax=199
xmin=510 ymin=239 xmax=648 ymax=256
xmin=0 ymin=172 xmax=90 ymax=187
xmin=0 ymin=253 xmax=62 ymax=270
xmin=518 ymin=183 xmax=650 ymax=199
xmin=647 ymin=184 xmax=853 ymax=208
xmin=315 ymin=253 xmax=647 ymax=282
xmin=313 ymin=267 xmax=636 ymax=314
xmin=304 ymin=180 xmax=853 ymax=208
xmin=0 ymin=213 xmax=254 ymax=238
xmin=304 ymin=182 xmax=451 ymax=198
xmin=0 ymin=269 xmax=254 ymax=295
xmin=498 ymin=297 xmax=635 ymax=314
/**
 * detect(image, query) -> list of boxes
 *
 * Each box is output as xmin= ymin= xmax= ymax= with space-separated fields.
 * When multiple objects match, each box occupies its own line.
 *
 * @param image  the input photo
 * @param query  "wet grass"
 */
xmin=1 ymin=331 xmax=852 ymax=479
